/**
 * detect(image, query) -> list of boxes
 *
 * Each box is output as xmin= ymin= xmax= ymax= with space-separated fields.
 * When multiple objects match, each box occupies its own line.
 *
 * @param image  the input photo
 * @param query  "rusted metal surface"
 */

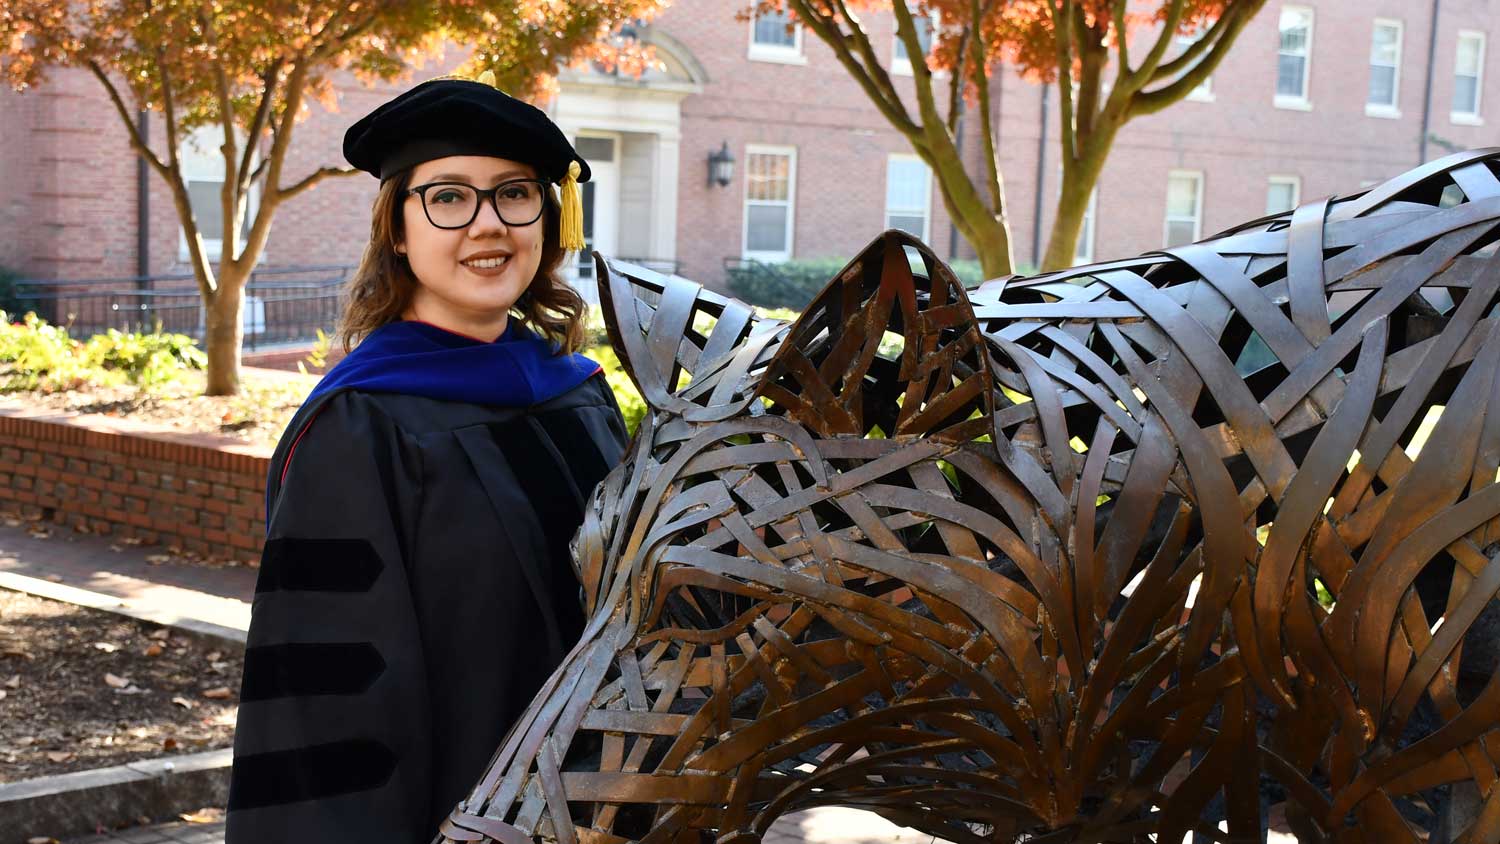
xmin=438 ymin=149 xmax=1500 ymax=843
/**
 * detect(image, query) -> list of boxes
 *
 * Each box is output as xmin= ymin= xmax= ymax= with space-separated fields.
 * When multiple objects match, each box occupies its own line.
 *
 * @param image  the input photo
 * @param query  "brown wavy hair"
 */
xmin=336 ymin=166 xmax=587 ymax=355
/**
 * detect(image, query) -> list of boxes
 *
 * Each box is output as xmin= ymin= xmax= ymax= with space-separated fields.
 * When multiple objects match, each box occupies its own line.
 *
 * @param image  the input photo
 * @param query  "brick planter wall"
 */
xmin=0 ymin=401 xmax=271 ymax=559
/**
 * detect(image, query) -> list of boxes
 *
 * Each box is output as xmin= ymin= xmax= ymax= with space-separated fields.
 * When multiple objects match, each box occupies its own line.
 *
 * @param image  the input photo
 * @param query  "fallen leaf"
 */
xmin=170 ymin=696 xmax=195 ymax=710
xmin=162 ymin=737 xmax=178 ymax=751
xmin=2 ymin=649 xmax=32 ymax=660
xmin=148 ymin=629 xmax=171 ymax=641
xmin=0 ymin=689 xmax=8 ymax=700
xmin=114 ymin=685 xmax=148 ymax=695
xmin=45 ymin=751 xmax=73 ymax=763
xmin=108 ymin=544 xmax=123 ymax=553
xmin=206 ymin=651 xmax=223 ymax=662
xmin=144 ymin=644 xmax=164 ymax=657
xmin=120 ymin=537 xmax=144 ymax=545
xmin=92 ymin=642 xmax=119 ymax=654
xmin=201 ymin=686 xmax=232 ymax=700
xmin=179 ymin=807 xmax=224 ymax=824
xmin=42 ymin=574 xmax=61 ymax=582
xmin=103 ymin=673 xmax=130 ymax=689
xmin=145 ymin=555 xmax=169 ymax=565
xmin=15 ymin=736 xmax=35 ymax=746
xmin=210 ymin=661 xmax=230 ymax=672
xmin=2 ymin=518 xmax=20 ymax=527
xmin=26 ymin=837 xmax=58 ymax=844
xmin=5 ymin=675 xmax=19 ymax=688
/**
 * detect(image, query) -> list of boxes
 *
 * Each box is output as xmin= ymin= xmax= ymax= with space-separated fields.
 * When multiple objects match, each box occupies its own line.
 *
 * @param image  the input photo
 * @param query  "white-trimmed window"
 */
xmin=1367 ymin=20 xmax=1402 ymax=116
xmin=1453 ymin=31 xmax=1486 ymax=123
xmin=743 ymin=145 xmax=796 ymax=261
xmin=885 ymin=154 xmax=931 ymax=240
xmin=1074 ymin=187 xmax=1098 ymax=264
xmin=179 ymin=125 xmax=257 ymax=262
xmin=1174 ymin=30 xmax=1214 ymax=102
xmin=1163 ymin=171 xmax=1204 ymax=248
xmin=1276 ymin=6 xmax=1314 ymax=109
xmin=891 ymin=12 xmax=936 ymax=76
xmin=1266 ymin=175 xmax=1301 ymax=215
xmin=748 ymin=7 xmax=805 ymax=64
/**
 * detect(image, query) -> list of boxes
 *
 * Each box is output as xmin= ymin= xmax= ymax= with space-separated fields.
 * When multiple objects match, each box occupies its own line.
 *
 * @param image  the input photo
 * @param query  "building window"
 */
xmin=748 ymin=7 xmax=805 ymax=64
xmin=743 ymin=145 xmax=796 ymax=261
xmin=1453 ymin=31 xmax=1486 ymax=123
xmin=1367 ymin=20 xmax=1402 ymax=116
xmin=891 ymin=13 xmax=936 ymax=76
xmin=178 ymin=125 xmax=256 ymax=262
xmin=1163 ymin=171 xmax=1203 ymax=248
xmin=1074 ymin=187 xmax=1098 ymax=265
xmin=1174 ymin=29 xmax=1214 ymax=102
xmin=885 ymin=155 xmax=931 ymax=241
xmin=1266 ymin=175 xmax=1301 ymax=215
xmin=1276 ymin=6 xmax=1314 ymax=109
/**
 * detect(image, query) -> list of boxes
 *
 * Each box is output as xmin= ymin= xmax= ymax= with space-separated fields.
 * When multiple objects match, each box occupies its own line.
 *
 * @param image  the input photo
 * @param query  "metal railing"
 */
xmin=11 ymin=265 xmax=351 ymax=352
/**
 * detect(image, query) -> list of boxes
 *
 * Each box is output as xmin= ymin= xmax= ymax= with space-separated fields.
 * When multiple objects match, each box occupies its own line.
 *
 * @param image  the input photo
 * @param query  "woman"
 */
xmin=225 ymin=73 xmax=629 ymax=843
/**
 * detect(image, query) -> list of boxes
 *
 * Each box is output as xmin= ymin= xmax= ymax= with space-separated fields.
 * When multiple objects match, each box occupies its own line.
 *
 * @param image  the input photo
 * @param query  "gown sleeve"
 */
xmin=225 ymin=391 xmax=434 ymax=844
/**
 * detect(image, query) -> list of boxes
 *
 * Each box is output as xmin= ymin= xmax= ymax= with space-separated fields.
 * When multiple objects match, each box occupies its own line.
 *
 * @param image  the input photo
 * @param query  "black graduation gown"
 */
xmin=225 ymin=372 xmax=628 ymax=843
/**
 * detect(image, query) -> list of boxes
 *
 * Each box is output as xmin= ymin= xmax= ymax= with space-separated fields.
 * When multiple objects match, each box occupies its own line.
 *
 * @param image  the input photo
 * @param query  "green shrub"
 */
xmin=0 ymin=312 xmax=205 ymax=392
xmin=726 ymin=255 xmax=999 ymax=310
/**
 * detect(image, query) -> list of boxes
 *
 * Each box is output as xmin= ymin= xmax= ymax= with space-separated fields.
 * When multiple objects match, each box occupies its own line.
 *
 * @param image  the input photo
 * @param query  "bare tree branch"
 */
xmin=1132 ymin=2 xmax=1262 ymax=116
xmin=276 ymin=165 xmax=361 ymax=202
xmin=83 ymin=60 xmax=169 ymax=177
xmin=1117 ymin=0 xmax=1187 ymax=92
xmin=971 ymin=0 xmax=1002 ymax=215
xmin=788 ymin=0 xmax=920 ymax=137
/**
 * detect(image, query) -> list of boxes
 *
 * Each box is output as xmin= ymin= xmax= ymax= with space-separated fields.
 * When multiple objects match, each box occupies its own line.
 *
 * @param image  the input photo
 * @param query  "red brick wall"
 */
xmin=5 ymin=3 xmax=1498 ymax=291
xmin=0 ymin=406 xmax=270 ymax=559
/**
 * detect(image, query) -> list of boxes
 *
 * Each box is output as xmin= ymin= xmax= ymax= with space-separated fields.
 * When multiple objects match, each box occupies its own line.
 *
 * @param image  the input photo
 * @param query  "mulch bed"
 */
xmin=0 ymin=588 xmax=242 ymax=783
xmin=2 ymin=369 xmax=314 ymax=451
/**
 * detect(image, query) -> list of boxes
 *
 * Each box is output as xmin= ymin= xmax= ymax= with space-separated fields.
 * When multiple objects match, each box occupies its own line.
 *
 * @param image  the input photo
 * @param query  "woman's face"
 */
xmin=398 ymin=155 xmax=546 ymax=339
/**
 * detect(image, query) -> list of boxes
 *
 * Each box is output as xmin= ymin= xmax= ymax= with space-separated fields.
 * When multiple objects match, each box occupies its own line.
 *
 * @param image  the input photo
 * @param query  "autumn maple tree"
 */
xmin=762 ymin=0 xmax=1266 ymax=275
xmin=0 ymin=1 xmax=661 ymax=395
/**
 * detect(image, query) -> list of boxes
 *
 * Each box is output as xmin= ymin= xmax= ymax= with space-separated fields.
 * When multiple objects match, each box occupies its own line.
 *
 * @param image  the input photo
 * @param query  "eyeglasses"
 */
xmin=406 ymin=179 xmax=547 ymax=230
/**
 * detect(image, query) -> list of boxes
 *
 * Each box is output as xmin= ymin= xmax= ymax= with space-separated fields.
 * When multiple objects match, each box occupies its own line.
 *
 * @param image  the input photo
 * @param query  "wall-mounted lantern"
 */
xmin=708 ymin=141 xmax=735 ymax=188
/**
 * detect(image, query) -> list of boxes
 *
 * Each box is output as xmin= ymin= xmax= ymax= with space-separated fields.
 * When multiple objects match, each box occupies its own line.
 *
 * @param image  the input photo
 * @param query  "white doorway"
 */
xmin=573 ymin=132 xmax=620 ymax=300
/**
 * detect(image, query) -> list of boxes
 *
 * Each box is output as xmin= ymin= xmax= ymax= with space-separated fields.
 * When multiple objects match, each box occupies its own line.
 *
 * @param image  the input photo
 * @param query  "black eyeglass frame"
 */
xmin=405 ymin=178 xmax=549 ymax=230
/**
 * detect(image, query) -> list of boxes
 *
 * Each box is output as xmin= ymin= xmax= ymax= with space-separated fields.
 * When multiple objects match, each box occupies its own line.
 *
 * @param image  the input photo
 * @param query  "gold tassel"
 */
xmin=559 ymin=160 xmax=586 ymax=252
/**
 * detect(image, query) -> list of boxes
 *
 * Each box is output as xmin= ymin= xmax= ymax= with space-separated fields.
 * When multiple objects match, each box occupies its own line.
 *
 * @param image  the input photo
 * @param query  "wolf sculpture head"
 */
xmin=438 ymin=149 xmax=1500 ymax=844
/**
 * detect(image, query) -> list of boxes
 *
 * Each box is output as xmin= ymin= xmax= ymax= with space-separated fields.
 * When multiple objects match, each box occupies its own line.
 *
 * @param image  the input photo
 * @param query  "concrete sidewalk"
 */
xmin=0 ymin=519 xmax=254 ymax=642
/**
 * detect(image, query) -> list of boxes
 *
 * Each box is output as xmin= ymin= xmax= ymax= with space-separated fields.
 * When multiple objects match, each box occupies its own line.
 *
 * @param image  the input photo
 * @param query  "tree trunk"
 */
xmin=970 ymin=215 xmax=1013 ymax=280
xmin=204 ymin=266 xmax=248 ymax=396
xmin=1041 ymin=130 xmax=1115 ymax=272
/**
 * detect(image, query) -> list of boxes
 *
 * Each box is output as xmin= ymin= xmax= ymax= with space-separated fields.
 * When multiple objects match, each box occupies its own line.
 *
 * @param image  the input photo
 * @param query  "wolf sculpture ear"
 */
xmin=754 ymin=230 xmax=995 ymax=442
xmin=594 ymin=254 xmax=792 ymax=423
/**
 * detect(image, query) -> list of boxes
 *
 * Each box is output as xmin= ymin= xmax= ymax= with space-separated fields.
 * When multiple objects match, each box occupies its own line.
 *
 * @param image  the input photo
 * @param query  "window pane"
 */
xmin=1454 ymin=74 xmax=1480 ymax=113
xmin=1166 ymin=175 xmax=1199 ymax=218
xmin=1267 ymin=181 xmax=1297 ymax=214
xmin=754 ymin=11 xmax=796 ymax=47
xmin=1165 ymin=220 xmax=1197 ymax=248
xmin=1277 ymin=54 xmax=1307 ymax=97
xmin=886 ymin=158 xmax=928 ymax=210
xmin=747 ymin=153 xmax=789 ymax=201
xmin=1458 ymin=35 xmax=1483 ymax=75
xmin=1371 ymin=25 xmax=1400 ymax=66
xmin=886 ymin=214 xmax=926 ymax=238
xmin=747 ymin=205 xmax=789 ymax=252
xmin=1369 ymin=65 xmax=1397 ymax=106
xmin=188 ymin=180 xmax=225 ymax=240
xmin=1075 ymin=206 xmax=1094 ymax=263
xmin=1279 ymin=10 xmax=1310 ymax=52
xmin=895 ymin=15 xmax=933 ymax=61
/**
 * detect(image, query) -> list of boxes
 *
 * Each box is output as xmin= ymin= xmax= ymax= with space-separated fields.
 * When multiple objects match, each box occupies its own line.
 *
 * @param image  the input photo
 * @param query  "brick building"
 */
xmin=0 ymin=0 xmax=1495 ymax=299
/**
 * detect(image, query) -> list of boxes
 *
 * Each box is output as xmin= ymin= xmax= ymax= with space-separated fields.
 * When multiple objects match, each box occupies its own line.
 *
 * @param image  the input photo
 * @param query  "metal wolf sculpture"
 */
xmin=438 ymin=149 xmax=1500 ymax=844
